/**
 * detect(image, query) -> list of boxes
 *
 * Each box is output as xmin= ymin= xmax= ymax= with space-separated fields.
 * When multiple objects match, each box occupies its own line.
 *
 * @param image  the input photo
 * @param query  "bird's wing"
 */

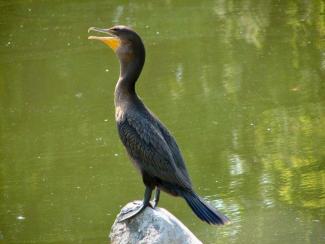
xmin=118 ymin=113 xmax=192 ymax=189
xmin=156 ymin=121 xmax=192 ymax=183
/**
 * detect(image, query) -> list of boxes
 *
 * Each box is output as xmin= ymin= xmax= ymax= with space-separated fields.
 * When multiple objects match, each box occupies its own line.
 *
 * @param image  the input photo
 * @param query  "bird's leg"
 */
xmin=151 ymin=188 xmax=160 ymax=208
xmin=118 ymin=186 xmax=153 ymax=222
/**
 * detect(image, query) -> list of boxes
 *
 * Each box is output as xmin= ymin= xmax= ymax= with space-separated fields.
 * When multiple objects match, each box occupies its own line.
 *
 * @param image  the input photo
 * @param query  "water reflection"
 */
xmin=260 ymin=172 xmax=274 ymax=208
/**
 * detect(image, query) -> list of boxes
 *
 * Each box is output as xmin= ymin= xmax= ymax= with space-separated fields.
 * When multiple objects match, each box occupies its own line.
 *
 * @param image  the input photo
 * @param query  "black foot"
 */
xmin=118 ymin=201 xmax=152 ymax=222
xmin=118 ymin=186 xmax=153 ymax=222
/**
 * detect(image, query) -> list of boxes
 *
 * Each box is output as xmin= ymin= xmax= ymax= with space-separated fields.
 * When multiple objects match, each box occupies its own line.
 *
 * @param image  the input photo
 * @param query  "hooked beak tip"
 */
xmin=88 ymin=27 xmax=96 ymax=33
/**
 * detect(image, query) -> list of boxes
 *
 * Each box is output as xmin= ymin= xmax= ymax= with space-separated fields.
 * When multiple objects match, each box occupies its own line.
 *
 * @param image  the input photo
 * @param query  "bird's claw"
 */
xmin=118 ymin=201 xmax=151 ymax=222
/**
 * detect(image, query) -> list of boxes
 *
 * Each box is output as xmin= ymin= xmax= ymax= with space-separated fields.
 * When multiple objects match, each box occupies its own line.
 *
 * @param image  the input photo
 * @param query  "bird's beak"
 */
xmin=88 ymin=27 xmax=121 ymax=51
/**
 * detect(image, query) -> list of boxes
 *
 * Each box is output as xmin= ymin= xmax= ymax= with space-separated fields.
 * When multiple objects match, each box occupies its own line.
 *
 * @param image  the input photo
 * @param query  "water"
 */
xmin=0 ymin=0 xmax=324 ymax=243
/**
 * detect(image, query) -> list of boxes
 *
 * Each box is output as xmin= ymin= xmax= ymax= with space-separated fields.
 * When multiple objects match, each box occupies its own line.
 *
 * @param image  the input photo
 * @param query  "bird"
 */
xmin=88 ymin=25 xmax=229 ymax=225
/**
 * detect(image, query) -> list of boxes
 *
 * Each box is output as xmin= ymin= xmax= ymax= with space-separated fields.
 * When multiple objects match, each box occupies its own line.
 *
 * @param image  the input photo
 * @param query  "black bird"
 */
xmin=88 ymin=25 xmax=229 ymax=225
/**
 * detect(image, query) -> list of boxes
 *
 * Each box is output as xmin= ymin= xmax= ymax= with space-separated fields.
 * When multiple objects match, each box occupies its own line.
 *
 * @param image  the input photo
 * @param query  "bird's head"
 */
xmin=88 ymin=25 xmax=145 ymax=64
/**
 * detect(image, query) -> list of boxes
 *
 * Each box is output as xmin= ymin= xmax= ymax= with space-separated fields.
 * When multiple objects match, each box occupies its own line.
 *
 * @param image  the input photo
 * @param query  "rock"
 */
xmin=109 ymin=201 xmax=202 ymax=244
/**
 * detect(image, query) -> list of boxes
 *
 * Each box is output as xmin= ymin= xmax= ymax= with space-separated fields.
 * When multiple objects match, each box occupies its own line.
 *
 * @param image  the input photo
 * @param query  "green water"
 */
xmin=0 ymin=0 xmax=324 ymax=243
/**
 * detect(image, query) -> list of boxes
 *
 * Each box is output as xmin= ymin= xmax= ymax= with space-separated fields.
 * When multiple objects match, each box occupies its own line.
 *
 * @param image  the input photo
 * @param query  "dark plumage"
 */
xmin=88 ymin=25 xmax=229 ymax=225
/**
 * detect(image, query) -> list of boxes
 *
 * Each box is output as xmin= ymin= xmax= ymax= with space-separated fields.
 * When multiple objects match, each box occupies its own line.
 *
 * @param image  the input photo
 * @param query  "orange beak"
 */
xmin=88 ymin=27 xmax=121 ymax=51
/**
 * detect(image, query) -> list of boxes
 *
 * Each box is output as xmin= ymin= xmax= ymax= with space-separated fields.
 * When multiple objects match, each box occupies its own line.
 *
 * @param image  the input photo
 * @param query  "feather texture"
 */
xmin=117 ymin=104 xmax=192 ymax=190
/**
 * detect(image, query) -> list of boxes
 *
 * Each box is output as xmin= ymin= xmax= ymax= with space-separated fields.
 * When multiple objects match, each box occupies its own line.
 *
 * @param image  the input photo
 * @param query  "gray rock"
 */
xmin=109 ymin=201 xmax=202 ymax=244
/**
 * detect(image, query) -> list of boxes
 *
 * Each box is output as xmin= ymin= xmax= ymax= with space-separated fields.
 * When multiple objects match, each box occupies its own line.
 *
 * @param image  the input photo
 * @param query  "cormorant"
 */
xmin=88 ymin=25 xmax=229 ymax=225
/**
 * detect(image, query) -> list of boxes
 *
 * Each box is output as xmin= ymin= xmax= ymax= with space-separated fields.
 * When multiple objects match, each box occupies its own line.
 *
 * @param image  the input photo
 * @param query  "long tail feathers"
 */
xmin=182 ymin=191 xmax=230 ymax=225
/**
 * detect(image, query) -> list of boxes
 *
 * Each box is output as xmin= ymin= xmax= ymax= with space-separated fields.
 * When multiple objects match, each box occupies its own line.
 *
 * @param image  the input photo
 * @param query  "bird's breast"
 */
xmin=115 ymin=105 xmax=125 ymax=122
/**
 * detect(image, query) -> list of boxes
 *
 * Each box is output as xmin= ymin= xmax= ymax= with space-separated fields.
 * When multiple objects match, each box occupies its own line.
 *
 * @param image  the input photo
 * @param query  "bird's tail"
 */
xmin=182 ymin=191 xmax=230 ymax=225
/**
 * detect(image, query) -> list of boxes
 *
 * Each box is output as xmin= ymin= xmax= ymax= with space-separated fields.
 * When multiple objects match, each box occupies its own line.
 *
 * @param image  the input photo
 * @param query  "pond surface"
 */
xmin=0 ymin=0 xmax=324 ymax=243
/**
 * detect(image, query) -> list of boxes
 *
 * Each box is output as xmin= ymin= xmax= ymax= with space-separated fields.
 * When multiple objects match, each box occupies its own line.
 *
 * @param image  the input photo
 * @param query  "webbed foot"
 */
xmin=118 ymin=201 xmax=152 ymax=222
xmin=118 ymin=186 xmax=153 ymax=222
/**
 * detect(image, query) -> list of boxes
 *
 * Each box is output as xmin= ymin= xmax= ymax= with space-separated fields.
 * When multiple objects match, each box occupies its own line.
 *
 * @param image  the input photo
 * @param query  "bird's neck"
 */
xmin=114 ymin=56 xmax=144 ymax=105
